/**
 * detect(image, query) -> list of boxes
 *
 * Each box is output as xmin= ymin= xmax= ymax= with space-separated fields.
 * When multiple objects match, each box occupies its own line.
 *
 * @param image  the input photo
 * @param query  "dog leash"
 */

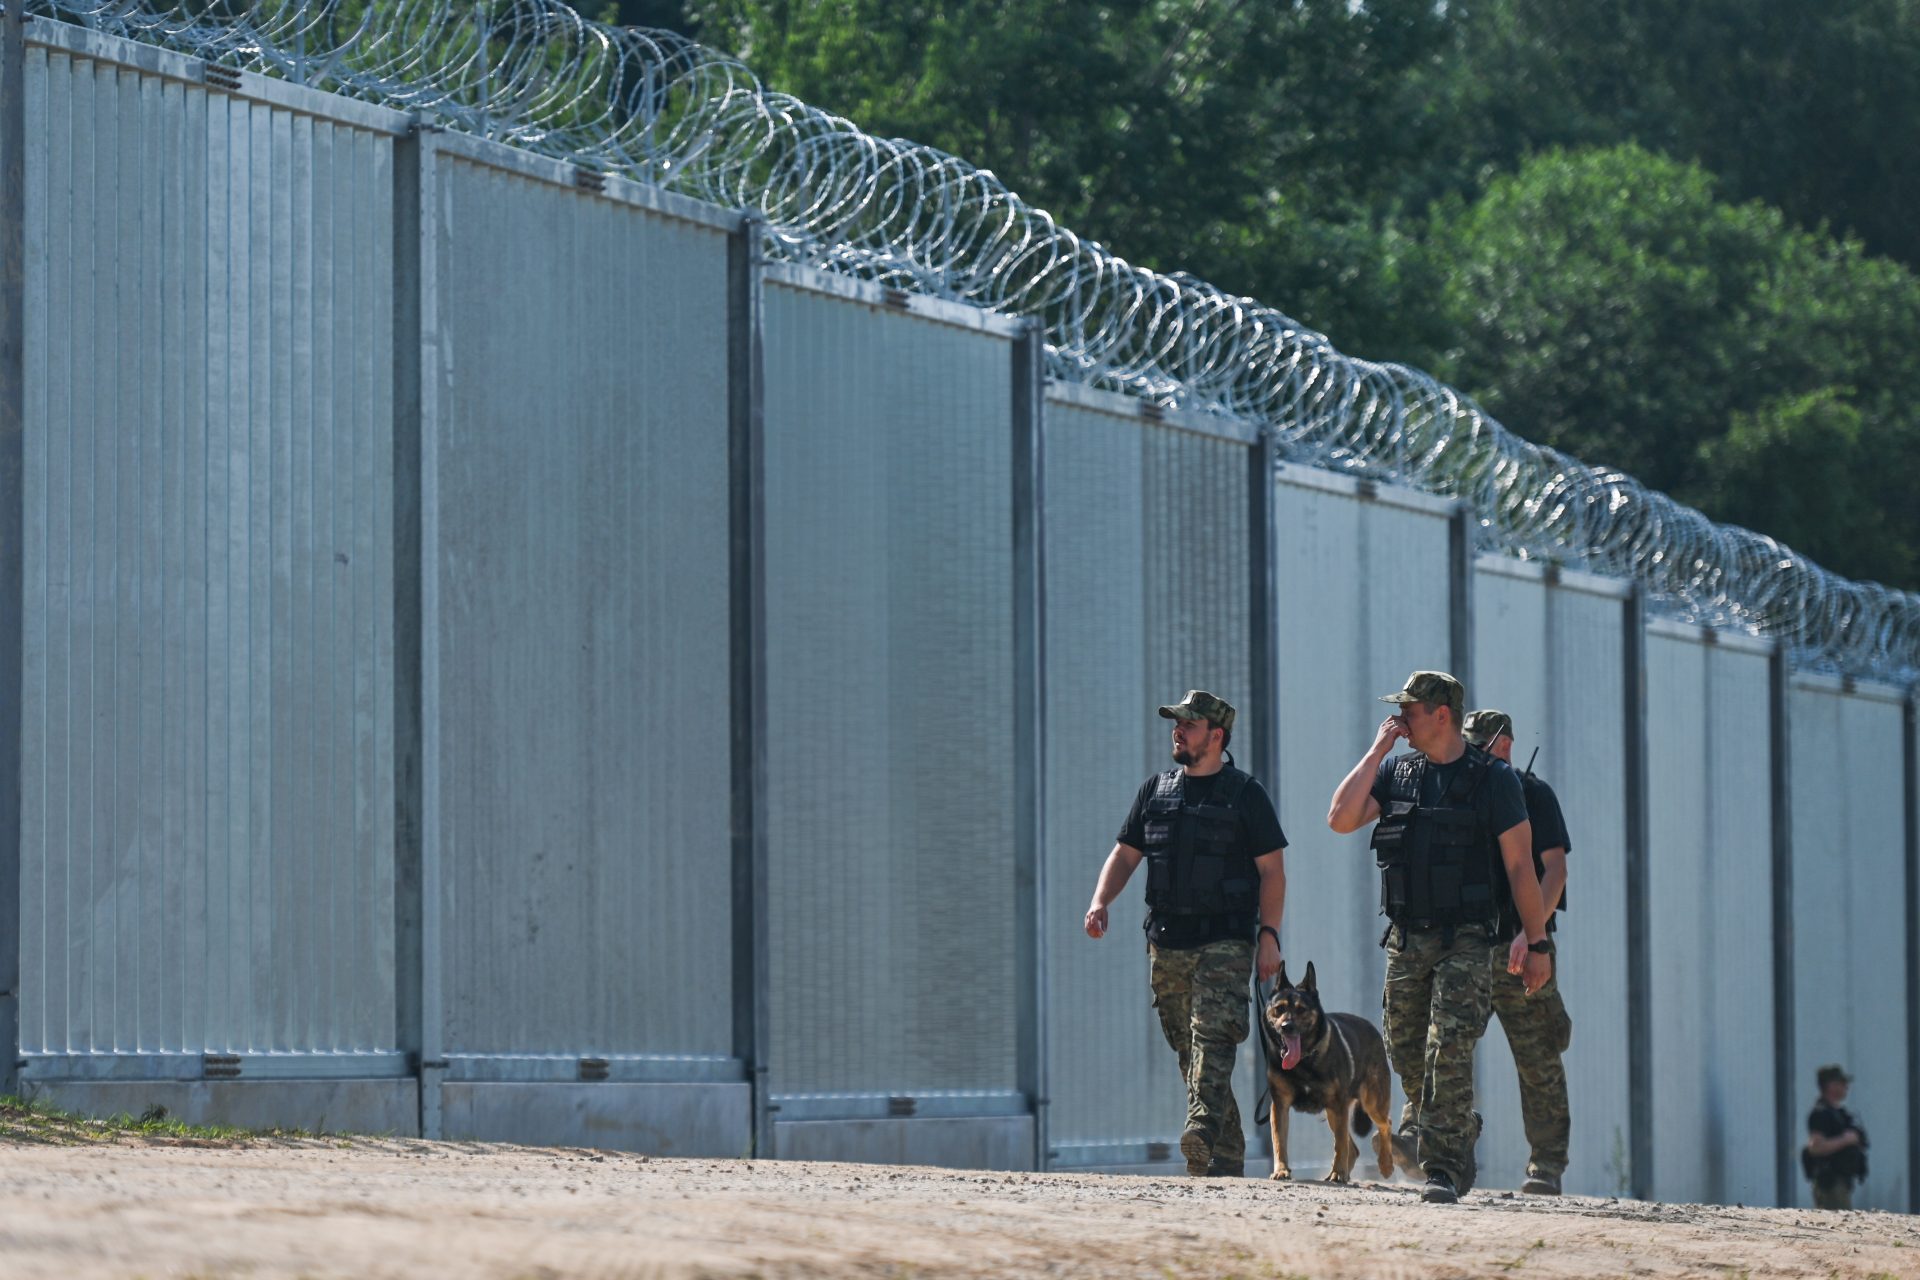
xmin=1253 ymin=974 xmax=1277 ymax=1127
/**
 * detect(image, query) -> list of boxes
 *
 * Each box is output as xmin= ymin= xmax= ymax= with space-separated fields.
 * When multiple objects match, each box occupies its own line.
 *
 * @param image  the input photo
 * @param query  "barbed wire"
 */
xmin=22 ymin=0 xmax=1920 ymax=682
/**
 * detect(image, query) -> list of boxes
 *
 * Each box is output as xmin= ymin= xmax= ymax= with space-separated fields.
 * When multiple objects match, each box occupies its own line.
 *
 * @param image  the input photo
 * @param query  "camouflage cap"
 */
xmin=1158 ymin=690 xmax=1237 ymax=734
xmin=1378 ymin=670 xmax=1464 ymax=718
xmin=1463 ymin=709 xmax=1515 ymax=747
xmin=1817 ymin=1063 xmax=1852 ymax=1087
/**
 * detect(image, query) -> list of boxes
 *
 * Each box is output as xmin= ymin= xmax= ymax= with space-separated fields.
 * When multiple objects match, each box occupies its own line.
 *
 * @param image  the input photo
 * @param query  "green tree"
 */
xmin=1433 ymin=0 xmax=1920 ymax=270
xmin=677 ymin=0 xmax=1460 ymax=363
xmin=1434 ymin=143 xmax=1920 ymax=584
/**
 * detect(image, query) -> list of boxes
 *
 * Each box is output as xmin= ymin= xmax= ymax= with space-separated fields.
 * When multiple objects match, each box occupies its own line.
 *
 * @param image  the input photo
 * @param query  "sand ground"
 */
xmin=1 ymin=1132 xmax=1916 ymax=1279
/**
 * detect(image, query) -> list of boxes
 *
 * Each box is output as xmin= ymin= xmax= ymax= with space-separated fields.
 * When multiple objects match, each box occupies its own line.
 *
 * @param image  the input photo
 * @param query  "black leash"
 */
xmin=1253 ymin=971 xmax=1278 ymax=1127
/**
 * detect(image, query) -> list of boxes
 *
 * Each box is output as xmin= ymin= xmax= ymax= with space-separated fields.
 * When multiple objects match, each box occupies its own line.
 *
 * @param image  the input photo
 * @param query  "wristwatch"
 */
xmin=1526 ymin=938 xmax=1553 ymax=955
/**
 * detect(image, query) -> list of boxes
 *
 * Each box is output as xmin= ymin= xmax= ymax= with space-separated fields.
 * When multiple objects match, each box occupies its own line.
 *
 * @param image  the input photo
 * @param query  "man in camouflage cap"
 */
xmin=1464 ymin=709 xmax=1574 ymax=1196
xmin=1085 ymin=691 xmax=1288 ymax=1177
xmin=1327 ymin=672 xmax=1553 ymax=1203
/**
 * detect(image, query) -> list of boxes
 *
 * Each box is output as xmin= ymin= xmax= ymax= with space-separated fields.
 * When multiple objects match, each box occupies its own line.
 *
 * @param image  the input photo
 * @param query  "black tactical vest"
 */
xmin=1139 ymin=767 xmax=1259 ymax=920
xmin=1369 ymin=746 xmax=1508 ymax=929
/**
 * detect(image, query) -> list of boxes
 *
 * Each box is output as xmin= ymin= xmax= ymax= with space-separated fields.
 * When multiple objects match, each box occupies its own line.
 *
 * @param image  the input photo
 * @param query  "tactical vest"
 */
xmin=1369 ymin=746 xmax=1507 ymax=930
xmin=1139 ymin=767 xmax=1259 ymax=920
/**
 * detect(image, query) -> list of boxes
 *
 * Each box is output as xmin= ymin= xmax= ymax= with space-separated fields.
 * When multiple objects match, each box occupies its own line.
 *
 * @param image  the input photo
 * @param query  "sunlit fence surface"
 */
xmin=18 ymin=0 xmax=1920 ymax=681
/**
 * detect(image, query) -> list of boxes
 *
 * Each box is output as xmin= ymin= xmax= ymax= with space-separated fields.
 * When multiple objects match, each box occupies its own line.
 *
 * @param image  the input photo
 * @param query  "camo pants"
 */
xmin=1813 ymin=1180 xmax=1853 ymax=1211
xmin=1382 ymin=923 xmax=1492 ymax=1190
xmin=1489 ymin=938 xmax=1573 ymax=1179
xmin=1149 ymin=939 xmax=1252 ymax=1165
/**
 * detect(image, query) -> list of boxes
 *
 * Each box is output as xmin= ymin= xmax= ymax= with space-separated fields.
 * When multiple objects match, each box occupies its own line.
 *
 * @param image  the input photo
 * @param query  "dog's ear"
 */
xmin=1301 ymin=961 xmax=1317 ymax=992
xmin=1274 ymin=960 xmax=1290 ymax=991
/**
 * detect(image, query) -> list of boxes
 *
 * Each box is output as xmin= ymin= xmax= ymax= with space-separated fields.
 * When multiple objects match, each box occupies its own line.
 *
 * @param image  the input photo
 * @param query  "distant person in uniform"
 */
xmin=1463 ymin=709 xmax=1573 ymax=1196
xmin=1803 ymin=1063 xmax=1868 ymax=1210
xmin=1084 ymin=691 xmax=1287 ymax=1178
xmin=1327 ymin=671 xmax=1552 ymax=1204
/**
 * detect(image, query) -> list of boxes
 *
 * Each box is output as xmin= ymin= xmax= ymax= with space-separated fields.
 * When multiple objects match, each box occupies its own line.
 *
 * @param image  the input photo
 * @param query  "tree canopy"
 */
xmin=613 ymin=0 xmax=1920 ymax=590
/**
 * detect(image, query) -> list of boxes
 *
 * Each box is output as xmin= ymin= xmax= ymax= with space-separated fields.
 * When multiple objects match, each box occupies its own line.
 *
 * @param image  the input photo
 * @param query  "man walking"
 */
xmin=1085 ymin=691 xmax=1287 ymax=1177
xmin=1464 ymin=709 xmax=1573 ymax=1196
xmin=1327 ymin=671 xmax=1552 ymax=1204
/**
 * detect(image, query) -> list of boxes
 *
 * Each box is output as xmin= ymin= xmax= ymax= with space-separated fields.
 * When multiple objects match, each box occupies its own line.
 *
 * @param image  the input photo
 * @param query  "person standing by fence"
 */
xmin=1803 ymin=1064 xmax=1868 ymax=1210
xmin=1084 ymin=691 xmax=1287 ymax=1177
xmin=1464 ymin=709 xmax=1573 ymax=1196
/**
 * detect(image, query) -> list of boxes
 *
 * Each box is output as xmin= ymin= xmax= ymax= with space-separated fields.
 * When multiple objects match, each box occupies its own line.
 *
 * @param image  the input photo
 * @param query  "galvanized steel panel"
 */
xmin=19 ymin=49 xmax=398 ymax=1060
xmin=1470 ymin=568 xmax=1633 ymax=1194
xmin=762 ymin=280 xmax=1016 ymax=1099
xmin=429 ymin=155 xmax=734 ymax=1060
xmin=1273 ymin=477 xmax=1452 ymax=1177
xmin=1646 ymin=633 xmax=1776 ymax=1204
xmin=1041 ymin=396 xmax=1260 ymax=1164
xmin=1788 ymin=681 xmax=1910 ymax=1211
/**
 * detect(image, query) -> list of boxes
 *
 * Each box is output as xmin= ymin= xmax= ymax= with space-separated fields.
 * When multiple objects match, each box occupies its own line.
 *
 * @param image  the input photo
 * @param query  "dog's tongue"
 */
xmin=1280 ymin=1033 xmax=1302 ymax=1070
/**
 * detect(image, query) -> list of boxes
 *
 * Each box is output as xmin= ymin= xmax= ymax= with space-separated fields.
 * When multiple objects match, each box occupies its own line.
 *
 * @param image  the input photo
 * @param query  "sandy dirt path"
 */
xmin=1 ymin=1135 xmax=1915 ymax=1279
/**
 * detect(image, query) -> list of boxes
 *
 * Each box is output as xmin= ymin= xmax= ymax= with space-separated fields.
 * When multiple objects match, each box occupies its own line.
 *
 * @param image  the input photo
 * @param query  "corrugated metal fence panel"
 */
xmin=1040 ymin=398 xmax=1261 ymax=1163
xmin=1647 ymin=632 xmax=1776 ymax=1204
xmin=1541 ymin=583 xmax=1633 ymax=1196
xmin=1143 ymin=419 xmax=1261 ymax=1156
xmin=19 ymin=47 xmax=400 ymax=1056
xmin=762 ymin=280 xmax=1016 ymax=1097
xmin=1468 ymin=568 xmax=1548 ymax=1193
xmin=1273 ymin=477 xmax=1453 ymax=1176
xmin=1470 ymin=568 xmax=1633 ymax=1194
xmin=1788 ymin=680 xmax=1910 ymax=1211
xmin=430 ymin=151 xmax=734 ymax=1058
xmin=1039 ymin=397 xmax=1177 ymax=1156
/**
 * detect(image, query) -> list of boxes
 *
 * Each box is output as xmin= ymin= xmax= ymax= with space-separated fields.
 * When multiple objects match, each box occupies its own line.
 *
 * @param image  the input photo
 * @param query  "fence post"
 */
xmin=0 ymin=2 xmax=29 ymax=1100
xmin=1011 ymin=322 xmax=1048 ymax=1171
xmin=1448 ymin=506 xmax=1474 ymax=693
xmin=1906 ymin=690 xmax=1919 ymax=1214
xmin=1247 ymin=430 xmax=1279 ymax=819
xmin=728 ymin=216 xmax=772 ymax=1158
xmin=1623 ymin=584 xmax=1653 ymax=1200
xmin=392 ymin=120 xmax=440 ymax=1138
xmin=1768 ymin=647 xmax=1795 ymax=1206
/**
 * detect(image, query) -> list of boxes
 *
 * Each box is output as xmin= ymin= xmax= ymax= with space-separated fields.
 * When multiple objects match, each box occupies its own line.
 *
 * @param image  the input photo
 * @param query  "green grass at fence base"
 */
xmin=0 ymin=1093 xmax=314 ymax=1146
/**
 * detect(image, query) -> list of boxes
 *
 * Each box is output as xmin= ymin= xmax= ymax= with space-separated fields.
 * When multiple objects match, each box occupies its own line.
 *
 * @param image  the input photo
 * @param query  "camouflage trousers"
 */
xmin=1489 ymin=938 xmax=1573 ymax=1180
xmin=1813 ymin=1180 xmax=1854 ymax=1211
xmin=1382 ymin=923 xmax=1492 ymax=1190
xmin=1149 ymin=939 xmax=1252 ymax=1165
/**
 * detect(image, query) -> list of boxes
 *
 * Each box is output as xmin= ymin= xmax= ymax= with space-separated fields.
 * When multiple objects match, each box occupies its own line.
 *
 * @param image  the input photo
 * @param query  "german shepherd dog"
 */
xmin=1259 ymin=961 xmax=1396 ymax=1183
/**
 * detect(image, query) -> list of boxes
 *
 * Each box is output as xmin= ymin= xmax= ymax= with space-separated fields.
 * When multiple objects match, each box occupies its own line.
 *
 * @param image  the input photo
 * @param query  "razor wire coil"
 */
xmin=19 ymin=0 xmax=1920 ymax=682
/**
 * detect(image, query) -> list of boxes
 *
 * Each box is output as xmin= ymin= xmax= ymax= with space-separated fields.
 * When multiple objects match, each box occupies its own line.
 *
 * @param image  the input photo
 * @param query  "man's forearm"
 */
xmin=1090 ymin=845 xmax=1139 ymax=908
xmin=1257 ymin=854 xmax=1286 ymax=933
xmin=1807 ymin=1131 xmax=1858 ymax=1157
xmin=1538 ymin=848 xmax=1568 ymax=916
xmin=1328 ymin=748 xmax=1388 ymax=832
xmin=1499 ymin=823 xmax=1549 ymax=940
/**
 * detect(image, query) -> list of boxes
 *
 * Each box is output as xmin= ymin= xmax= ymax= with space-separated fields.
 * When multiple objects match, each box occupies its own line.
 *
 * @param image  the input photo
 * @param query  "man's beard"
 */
xmin=1172 ymin=744 xmax=1195 ymax=765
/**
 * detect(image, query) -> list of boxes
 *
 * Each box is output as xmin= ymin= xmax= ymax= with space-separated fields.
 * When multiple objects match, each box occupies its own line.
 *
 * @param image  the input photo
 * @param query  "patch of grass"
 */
xmin=0 ymin=1094 xmax=309 ymax=1146
xmin=1496 ymin=1239 xmax=1547 ymax=1271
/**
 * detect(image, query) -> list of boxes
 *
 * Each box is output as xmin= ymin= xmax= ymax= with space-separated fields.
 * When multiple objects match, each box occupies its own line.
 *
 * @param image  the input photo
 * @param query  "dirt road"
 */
xmin=1 ymin=1133 xmax=1914 ymax=1278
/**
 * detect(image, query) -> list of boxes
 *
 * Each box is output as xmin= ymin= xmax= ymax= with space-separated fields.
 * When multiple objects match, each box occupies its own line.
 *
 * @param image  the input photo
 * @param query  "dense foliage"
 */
xmin=611 ymin=0 xmax=1920 ymax=589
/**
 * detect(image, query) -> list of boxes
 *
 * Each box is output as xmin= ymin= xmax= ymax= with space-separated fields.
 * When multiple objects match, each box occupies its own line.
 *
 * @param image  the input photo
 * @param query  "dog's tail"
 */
xmin=1350 ymin=1102 xmax=1374 ymax=1137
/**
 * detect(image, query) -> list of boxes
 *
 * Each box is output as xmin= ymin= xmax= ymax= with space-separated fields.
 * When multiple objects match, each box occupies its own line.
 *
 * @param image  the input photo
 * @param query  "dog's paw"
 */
xmin=1322 ymin=1171 xmax=1349 ymax=1184
xmin=1268 ymin=1167 xmax=1292 ymax=1182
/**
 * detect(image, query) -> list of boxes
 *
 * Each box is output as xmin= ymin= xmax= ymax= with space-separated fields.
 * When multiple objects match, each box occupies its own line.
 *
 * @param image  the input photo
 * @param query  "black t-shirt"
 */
xmin=1117 ymin=769 xmax=1287 ymax=950
xmin=1808 ymin=1102 xmax=1854 ymax=1141
xmin=1516 ymin=772 xmax=1571 ymax=932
